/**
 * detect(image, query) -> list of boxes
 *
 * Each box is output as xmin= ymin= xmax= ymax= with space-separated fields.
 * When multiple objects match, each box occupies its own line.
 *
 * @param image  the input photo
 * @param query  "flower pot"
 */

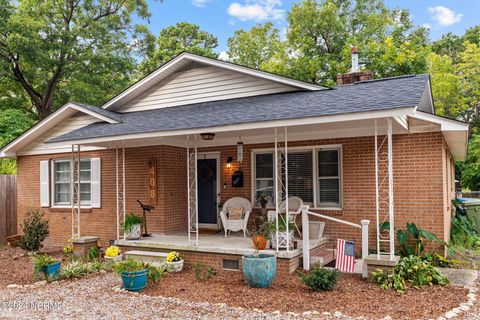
xmin=125 ymin=224 xmax=141 ymax=240
xmin=121 ymin=268 xmax=149 ymax=291
xmin=105 ymin=254 xmax=122 ymax=266
xmin=242 ymin=254 xmax=276 ymax=288
xmin=166 ymin=260 xmax=184 ymax=272
xmin=40 ymin=261 xmax=61 ymax=279
xmin=270 ymin=231 xmax=295 ymax=250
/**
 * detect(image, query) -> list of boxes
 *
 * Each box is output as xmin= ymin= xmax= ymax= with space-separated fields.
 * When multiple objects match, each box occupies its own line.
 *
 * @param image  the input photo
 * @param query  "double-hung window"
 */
xmin=252 ymin=146 xmax=342 ymax=209
xmin=317 ymin=149 xmax=341 ymax=207
xmin=254 ymin=153 xmax=275 ymax=207
xmin=52 ymin=159 xmax=92 ymax=207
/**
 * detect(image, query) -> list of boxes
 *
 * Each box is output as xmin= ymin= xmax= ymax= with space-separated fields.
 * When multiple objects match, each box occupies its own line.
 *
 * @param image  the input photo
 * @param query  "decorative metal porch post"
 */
xmin=274 ymin=127 xmax=289 ymax=252
xmin=71 ymin=144 xmax=81 ymax=239
xmin=187 ymin=135 xmax=199 ymax=246
xmin=374 ymin=118 xmax=395 ymax=260
xmin=116 ymin=145 xmax=126 ymax=241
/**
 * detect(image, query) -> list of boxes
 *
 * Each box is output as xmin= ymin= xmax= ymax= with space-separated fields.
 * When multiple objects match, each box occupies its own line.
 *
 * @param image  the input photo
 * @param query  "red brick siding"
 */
xmin=17 ymin=132 xmax=448 ymax=252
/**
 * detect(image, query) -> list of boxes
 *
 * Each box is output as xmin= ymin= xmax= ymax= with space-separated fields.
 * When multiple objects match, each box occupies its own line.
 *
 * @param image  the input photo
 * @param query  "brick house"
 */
xmin=1 ymin=52 xmax=469 ymax=275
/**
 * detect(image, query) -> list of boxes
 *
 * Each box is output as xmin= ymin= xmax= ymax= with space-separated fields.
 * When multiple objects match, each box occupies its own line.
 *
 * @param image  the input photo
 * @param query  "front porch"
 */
xmin=115 ymin=231 xmax=359 ymax=275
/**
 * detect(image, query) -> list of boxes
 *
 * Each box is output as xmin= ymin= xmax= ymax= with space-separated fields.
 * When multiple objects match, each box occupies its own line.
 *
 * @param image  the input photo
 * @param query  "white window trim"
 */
xmin=251 ymin=144 xmax=343 ymax=210
xmin=50 ymin=158 xmax=93 ymax=209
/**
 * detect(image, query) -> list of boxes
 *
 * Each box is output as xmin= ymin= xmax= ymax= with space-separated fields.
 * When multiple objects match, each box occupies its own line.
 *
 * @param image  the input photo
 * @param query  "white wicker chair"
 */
xmin=267 ymin=196 xmax=304 ymax=236
xmin=220 ymin=197 xmax=252 ymax=237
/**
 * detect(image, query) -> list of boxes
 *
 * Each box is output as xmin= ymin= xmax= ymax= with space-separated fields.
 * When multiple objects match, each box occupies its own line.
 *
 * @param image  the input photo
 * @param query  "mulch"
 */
xmin=144 ymin=267 xmax=469 ymax=320
xmin=0 ymin=246 xmax=64 ymax=288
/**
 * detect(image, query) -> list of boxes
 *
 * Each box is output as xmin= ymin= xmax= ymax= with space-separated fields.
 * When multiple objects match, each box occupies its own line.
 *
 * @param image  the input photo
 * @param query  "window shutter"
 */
xmin=90 ymin=158 xmax=101 ymax=208
xmin=40 ymin=160 xmax=50 ymax=207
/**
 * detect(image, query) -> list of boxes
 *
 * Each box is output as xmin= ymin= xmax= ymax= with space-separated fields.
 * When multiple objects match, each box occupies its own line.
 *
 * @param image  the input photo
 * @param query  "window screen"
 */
xmin=255 ymin=153 xmax=274 ymax=207
xmin=317 ymin=149 xmax=341 ymax=206
xmin=284 ymin=151 xmax=313 ymax=204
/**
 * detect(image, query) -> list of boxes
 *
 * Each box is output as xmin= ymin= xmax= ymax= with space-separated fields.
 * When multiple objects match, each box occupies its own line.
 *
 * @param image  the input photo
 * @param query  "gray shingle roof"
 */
xmin=72 ymin=102 xmax=123 ymax=122
xmin=49 ymin=74 xmax=429 ymax=143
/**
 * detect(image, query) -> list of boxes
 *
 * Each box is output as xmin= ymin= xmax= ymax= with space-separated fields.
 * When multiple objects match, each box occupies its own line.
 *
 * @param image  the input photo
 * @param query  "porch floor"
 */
xmin=116 ymin=231 xmax=328 ymax=259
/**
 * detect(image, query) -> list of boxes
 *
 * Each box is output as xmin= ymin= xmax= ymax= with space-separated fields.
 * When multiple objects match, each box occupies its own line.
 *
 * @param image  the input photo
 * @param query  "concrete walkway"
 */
xmin=439 ymin=268 xmax=478 ymax=287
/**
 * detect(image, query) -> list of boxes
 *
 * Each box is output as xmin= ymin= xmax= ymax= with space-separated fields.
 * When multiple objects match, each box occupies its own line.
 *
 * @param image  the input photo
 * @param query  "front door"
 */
xmin=197 ymin=157 xmax=218 ymax=228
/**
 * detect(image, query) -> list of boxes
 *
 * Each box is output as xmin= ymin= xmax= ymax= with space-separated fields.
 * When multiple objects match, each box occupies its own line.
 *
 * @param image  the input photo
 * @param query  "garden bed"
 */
xmin=0 ymin=246 xmax=63 ymax=288
xmin=144 ymin=267 xmax=469 ymax=319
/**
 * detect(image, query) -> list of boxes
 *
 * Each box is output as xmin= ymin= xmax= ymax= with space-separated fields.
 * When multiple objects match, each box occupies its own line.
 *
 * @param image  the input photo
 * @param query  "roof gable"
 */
xmin=102 ymin=52 xmax=326 ymax=112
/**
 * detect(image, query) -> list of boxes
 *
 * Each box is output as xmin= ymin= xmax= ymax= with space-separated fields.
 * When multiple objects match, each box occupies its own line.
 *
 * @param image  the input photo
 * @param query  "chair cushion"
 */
xmin=228 ymin=207 xmax=243 ymax=220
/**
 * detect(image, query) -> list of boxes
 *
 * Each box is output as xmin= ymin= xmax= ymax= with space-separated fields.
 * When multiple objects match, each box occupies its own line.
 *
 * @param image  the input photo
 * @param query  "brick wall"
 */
xmin=16 ymin=132 xmax=449 ymax=252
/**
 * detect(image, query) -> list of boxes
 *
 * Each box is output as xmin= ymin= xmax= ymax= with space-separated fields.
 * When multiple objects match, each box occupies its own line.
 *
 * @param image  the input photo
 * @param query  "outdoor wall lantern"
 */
xmin=226 ymin=156 xmax=233 ymax=168
xmin=200 ymin=133 xmax=215 ymax=141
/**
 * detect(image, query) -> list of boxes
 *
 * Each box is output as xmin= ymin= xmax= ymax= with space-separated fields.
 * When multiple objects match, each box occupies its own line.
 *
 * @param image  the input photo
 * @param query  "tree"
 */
xmin=457 ymin=42 xmax=480 ymax=128
xmin=225 ymin=0 xmax=430 ymax=85
xmin=139 ymin=22 xmax=218 ymax=75
xmin=227 ymin=22 xmax=284 ymax=70
xmin=0 ymin=0 xmax=154 ymax=120
xmin=432 ymin=25 xmax=480 ymax=62
xmin=427 ymin=52 xmax=464 ymax=119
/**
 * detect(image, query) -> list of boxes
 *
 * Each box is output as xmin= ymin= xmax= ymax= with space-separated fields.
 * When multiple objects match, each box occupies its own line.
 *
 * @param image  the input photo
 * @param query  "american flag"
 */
xmin=335 ymin=239 xmax=356 ymax=273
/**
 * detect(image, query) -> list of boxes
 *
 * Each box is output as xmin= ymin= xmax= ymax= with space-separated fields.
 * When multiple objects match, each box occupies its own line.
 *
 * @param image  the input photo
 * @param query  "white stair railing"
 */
xmin=302 ymin=205 xmax=369 ymax=278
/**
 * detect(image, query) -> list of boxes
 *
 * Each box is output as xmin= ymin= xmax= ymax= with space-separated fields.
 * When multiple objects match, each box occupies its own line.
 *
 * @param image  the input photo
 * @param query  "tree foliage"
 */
xmin=227 ymin=22 xmax=283 ymax=70
xmin=139 ymin=22 xmax=218 ymax=76
xmin=226 ymin=0 xmax=429 ymax=85
xmin=0 ymin=0 xmax=154 ymax=120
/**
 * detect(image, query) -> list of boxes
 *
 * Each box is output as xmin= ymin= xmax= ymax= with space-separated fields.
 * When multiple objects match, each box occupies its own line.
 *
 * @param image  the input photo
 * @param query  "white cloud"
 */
xmin=227 ymin=0 xmax=285 ymax=21
xmin=428 ymin=6 xmax=463 ymax=26
xmin=218 ymin=51 xmax=229 ymax=61
xmin=192 ymin=0 xmax=211 ymax=8
xmin=422 ymin=23 xmax=431 ymax=30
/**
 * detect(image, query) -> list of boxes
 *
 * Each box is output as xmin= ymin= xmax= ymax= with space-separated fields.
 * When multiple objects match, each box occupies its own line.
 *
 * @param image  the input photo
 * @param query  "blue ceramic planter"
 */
xmin=40 ymin=261 xmax=61 ymax=279
xmin=121 ymin=268 xmax=149 ymax=291
xmin=242 ymin=254 xmax=276 ymax=288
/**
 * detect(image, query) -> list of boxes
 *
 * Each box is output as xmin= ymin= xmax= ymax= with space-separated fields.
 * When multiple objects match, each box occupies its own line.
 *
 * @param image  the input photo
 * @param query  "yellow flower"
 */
xmin=166 ymin=251 xmax=181 ymax=263
xmin=105 ymin=246 xmax=120 ymax=257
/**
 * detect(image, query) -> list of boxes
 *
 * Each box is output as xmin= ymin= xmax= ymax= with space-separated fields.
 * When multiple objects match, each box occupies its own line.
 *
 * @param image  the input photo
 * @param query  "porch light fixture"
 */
xmin=200 ymin=133 xmax=215 ymax=141
xmin=226 ymin=156 xmax=233 ymax=168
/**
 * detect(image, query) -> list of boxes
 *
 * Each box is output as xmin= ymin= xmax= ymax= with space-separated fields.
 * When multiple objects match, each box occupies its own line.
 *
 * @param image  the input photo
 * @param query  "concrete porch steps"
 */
xmin=123 ymin=250 xmax=168 ymax=266
xmin=310 ymin=248 xmax=335 ymax=266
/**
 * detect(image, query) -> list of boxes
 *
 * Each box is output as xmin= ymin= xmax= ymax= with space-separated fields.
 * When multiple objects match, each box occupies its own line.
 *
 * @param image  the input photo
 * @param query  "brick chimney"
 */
xmin=336 ymin=47 xmax=373 ymax=85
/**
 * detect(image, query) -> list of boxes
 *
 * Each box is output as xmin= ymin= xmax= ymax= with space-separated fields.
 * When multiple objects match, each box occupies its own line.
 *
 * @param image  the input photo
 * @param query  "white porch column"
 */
xmin=187 ymin=135 xmax=199 ymax=246
xmin=274 ymin=128 xmax=279 ymax=251
xmin=302 ymin=205 xmax=310 ymax=270
xmin=387 ymin=118 xmax=395 ymax=260
xmin=361 ymin=219 xmax=369 ymax=278
xmin=71 ymin=144 xmax=81 ymax=239
xmin=116 ymin=145 xmax=126 ymax=241
xmin=374 ymin=118 xmax=395 ymax=260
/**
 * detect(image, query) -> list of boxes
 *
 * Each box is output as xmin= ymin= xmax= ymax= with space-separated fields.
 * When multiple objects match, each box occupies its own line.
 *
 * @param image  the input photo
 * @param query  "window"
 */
xmin=254 ymin=153 xmax=274 ymax=207
xmin=52 ymin=159 xmax=92 ymax=206
xmin=283 ymin=151 xmax=313 ymax=204
xmin=253 ymin=146 xmax=342 ymax=209
xmin=317 ymin=149 xmax=341 ymax=207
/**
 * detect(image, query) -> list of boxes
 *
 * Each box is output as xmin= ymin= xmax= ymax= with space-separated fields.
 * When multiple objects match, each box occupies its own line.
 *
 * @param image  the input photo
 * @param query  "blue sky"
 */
xmin=143 ymin=0 xmax=479 ymax=55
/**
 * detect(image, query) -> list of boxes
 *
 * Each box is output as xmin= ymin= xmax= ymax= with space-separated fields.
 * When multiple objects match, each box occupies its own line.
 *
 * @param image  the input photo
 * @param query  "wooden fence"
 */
xmin=0 ymin=175 xmax=16 ymax=244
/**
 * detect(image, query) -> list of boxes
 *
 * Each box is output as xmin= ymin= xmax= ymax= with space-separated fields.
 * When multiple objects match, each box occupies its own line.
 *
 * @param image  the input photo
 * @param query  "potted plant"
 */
xmin=31 ymin=254 xmax=61 ymax=282
xmin=242 ymin=246 xmax=276 ymax=288
xmin=261 ymin=215 xmax=295 ymax=250
xmin=105 ymin=245 xmax=122 ymax=266
xmin=165 ymin=251 xmax=183 ymax=272
xmin=113 ymin=258 xmax=151 ymax=291
xmin=123 ymin=212 xmax=143 ymax=240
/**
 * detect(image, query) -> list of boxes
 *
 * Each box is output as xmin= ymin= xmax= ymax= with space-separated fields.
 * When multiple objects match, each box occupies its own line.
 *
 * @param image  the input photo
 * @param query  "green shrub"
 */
xmin=86 ymin=246 xmax=100 ymax=262
xmin=381 ymin=222 xmax=441 ymax=257
xmin=450 ymin=212 xmax=480 ymax=249
xmin=372 ymin=255 xmax=449 ymax=293
xmin=300 ymin=266 xmax=339 ymax=291
xmin=194 ymin=263 xmax=217 ymax=281
xmin=60 ymin=260 xmax=108 ymax=279
xmin=423 ymin=253 xmax=460 ymax=268
xmin=18 ymin=209 xmax=49 ymax=252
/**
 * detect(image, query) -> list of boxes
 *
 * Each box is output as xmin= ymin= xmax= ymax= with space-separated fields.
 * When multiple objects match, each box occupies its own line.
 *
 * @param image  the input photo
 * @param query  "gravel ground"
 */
xmin=0 ymin=273 xmax=356 ymax=320
xmin=462 ymin=271 xmax=480 ymax=320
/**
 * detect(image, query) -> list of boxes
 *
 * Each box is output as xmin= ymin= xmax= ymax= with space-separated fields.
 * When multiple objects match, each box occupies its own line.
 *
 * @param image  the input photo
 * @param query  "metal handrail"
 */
xmin=307 ymin=210 xmax=361 ymax=229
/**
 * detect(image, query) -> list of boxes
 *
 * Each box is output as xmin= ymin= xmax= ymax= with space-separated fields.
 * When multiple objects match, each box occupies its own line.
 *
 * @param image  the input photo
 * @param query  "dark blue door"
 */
xmin=197 ymin=158 xmax=217 ymax=225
